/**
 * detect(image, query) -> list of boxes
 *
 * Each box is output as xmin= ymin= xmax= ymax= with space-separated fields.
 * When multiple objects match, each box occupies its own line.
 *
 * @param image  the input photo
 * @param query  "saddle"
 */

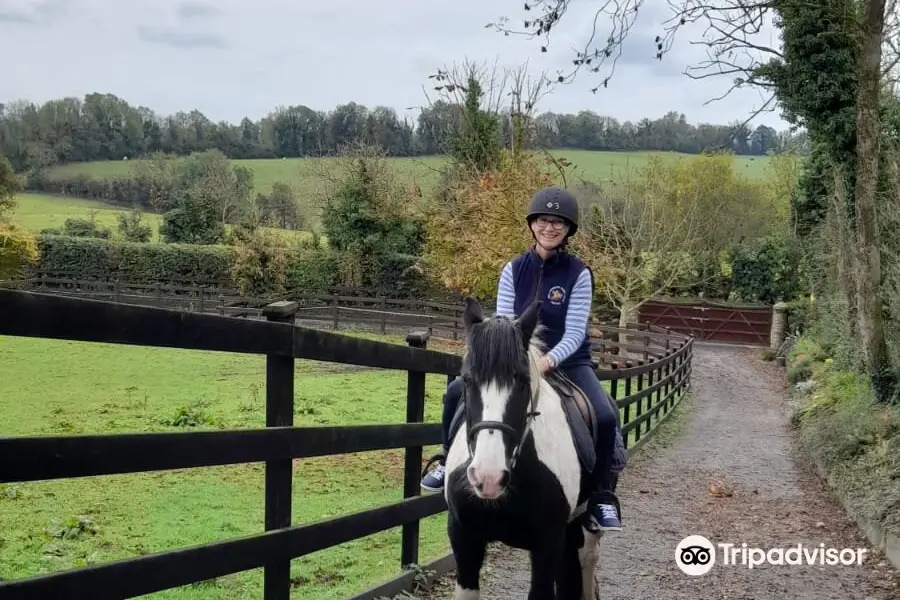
xmin=447 ymin=374 xmax=599 ymax=474
xmin=550 ymin=374 xmax=598 ymax=474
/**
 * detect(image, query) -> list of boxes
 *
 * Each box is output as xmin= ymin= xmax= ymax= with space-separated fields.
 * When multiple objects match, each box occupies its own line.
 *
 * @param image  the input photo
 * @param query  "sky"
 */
xmin=0 ymin=0 xmax=791 ymax=130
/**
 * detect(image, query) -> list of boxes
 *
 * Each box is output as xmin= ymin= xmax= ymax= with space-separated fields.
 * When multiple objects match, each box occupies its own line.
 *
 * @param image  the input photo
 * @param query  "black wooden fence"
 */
xmin=0 ymin=288 xmax=694 ymax=600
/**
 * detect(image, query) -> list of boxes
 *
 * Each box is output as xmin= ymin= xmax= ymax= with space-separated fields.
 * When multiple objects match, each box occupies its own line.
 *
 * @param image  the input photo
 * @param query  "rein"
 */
xmin=462 ymin=372 xmax=542 ymax=471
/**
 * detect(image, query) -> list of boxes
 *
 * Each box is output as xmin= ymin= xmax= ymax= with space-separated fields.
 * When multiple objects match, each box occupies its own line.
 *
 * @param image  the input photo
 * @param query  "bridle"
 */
xmin=461 ymin=372 xmax=542 ymax=471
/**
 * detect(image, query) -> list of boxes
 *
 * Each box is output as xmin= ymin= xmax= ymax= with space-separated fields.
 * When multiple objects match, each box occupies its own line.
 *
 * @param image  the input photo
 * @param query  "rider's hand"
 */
xmin=539 ymin=355 xmax=556 ymax=374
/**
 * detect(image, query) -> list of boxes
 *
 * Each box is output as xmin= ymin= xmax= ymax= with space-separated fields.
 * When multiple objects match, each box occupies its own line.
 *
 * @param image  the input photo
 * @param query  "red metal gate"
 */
xmin=637 ymin=299 xmax=772 ymax=346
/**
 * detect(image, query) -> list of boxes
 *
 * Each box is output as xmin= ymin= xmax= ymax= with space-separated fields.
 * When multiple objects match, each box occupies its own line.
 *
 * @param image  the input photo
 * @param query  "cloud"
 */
xmin=136 ymin=25 xmax=228 ymax=50
xmin=177 ymin=2 xmax=222 ymax=20
xmin=0 ymin=0 xmax=71 ymax=25
xmin=0 ymin=10 xmax=33 ymax=23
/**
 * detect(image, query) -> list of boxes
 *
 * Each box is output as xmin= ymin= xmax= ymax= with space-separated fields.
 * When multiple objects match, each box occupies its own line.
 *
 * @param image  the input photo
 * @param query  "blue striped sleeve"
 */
xmin=495 ymin=262 xmax=515 ymax=317
xmin=546 ymin=268 xmax=592 ymax=366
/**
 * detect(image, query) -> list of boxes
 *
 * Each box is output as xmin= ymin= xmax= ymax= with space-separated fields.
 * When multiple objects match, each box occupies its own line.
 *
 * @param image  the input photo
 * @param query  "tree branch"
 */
xmin=486 ymin=0 xmax=782 ymax=102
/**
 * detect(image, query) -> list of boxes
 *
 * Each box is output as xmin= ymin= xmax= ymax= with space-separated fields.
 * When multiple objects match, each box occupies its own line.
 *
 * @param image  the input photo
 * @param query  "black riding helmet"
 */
xmin=525 ymin=186 xmax=579 ymax=237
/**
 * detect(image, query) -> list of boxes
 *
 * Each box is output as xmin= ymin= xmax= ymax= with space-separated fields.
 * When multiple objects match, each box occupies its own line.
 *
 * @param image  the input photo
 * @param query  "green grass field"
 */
xmin=11 ymin=193 xmax=315 ymax=244
xmin=0 ymin=330 xmax=459 ymax=599
xmin=11 ymin=193 xmax=164 ymax=241
xmin=17 ymin=150 xmax=775 ymax=238
xmin=47 ymin=149 xmax=774 ymax=199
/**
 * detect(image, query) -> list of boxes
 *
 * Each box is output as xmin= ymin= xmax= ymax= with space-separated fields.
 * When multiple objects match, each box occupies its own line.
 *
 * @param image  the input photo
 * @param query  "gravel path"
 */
xmin=419 ymin=344 xmax=900 ymax=599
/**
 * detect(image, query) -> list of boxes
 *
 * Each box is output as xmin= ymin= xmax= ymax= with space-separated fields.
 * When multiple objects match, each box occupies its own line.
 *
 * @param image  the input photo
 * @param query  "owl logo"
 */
xmin=547 ymin=285 xmax=566 ymax=306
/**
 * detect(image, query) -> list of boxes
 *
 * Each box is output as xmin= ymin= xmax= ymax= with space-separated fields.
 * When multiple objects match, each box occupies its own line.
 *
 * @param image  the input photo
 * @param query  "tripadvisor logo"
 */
xmin=675 ymin=535 xmax=715 ymax=576
xmin=675 ymin=535 xmax=869 ymax=576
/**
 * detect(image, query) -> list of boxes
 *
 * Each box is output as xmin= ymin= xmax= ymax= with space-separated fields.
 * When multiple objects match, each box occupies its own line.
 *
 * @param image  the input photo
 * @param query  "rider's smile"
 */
xmin=536 ymin=230 xmax=562 ymax=248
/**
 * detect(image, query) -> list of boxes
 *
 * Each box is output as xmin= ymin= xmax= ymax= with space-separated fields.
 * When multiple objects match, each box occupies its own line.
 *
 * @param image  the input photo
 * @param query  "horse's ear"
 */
xmin=515 ymin=300 xmax=541 ymax=345
xmin=463 ymin=296 xmax=484 ymax=330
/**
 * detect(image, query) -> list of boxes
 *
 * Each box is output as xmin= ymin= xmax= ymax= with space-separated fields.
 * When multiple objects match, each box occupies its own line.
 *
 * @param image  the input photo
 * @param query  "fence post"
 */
xmin=402 ymin=330 xmax=429 ymax=569
xmin=634 ymin=361 xmax=645 ymax=442
xmin=770 ymin=302 xmax=789 ymax=350
xmin=621 ymin=362 xmax=633 ymax=449
xmin=262 ymin=300 xmax=299 ymax=600
xmin=332 ymin=294 xmax=339 ymax=330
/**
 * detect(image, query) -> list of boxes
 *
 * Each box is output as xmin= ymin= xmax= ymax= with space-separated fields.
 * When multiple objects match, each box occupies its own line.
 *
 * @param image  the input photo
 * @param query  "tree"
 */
xmin=0 ymin=154 xmax=39 ymax=279
xmin=3 ymin=88 xmax=808 ymax=167
xmin=569 ymin=164 xmax=705 ymax=330
xmin=316 ymin=144 xmax=426 ymax=287
xmin=422 ymin=149 xmax=557 ymax=298
xmin=257 ymin=182 xmax=304 ymax=230
xmin=159 ymin=150 xmax=254 ymax=244
xmin=0 ymin=155 xmax=23 ymax=219
xmin=131 ymin=151 xmax=181 ymax=212
xmin=854 ymin=0 xmax=895 ymax=402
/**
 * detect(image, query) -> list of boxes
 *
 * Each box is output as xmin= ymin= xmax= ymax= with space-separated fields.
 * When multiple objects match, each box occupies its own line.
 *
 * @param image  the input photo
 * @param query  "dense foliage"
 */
xmin=0 ymin=155 xmax=39 ymax=277
xmin=0 ymin=92 xmax=809 ymax=173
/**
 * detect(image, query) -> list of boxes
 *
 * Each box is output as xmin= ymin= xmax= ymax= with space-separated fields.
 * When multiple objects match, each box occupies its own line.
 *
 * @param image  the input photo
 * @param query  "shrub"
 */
xmin=729 ymin=235 xmax=803 ymax=304
xmin=117 ymin=210 xmax=153 ymax=243
xmin=787 ymin=353 xmax=814 ymax=384
xmin=286 ymin=248 xmax=340 ymax=291
xmin=41 ymin=217 xmax=111 ymax=239
xmin=229 ymin=227 xmax=292 ymax=297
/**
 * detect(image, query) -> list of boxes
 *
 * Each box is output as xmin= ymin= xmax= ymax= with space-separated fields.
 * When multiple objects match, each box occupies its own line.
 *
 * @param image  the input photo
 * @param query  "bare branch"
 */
xmin=486 ymin=0 xmax=782 ymax=108
xmin=883 ymin=0 xmax=900 ymax=84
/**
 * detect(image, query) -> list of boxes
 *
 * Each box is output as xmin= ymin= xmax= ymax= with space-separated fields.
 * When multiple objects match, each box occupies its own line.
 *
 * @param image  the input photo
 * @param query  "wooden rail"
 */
xmin=0 ymin=287 xmax=693 ymax=600
xmin=5 ymin=275 xmax=681 ymax=360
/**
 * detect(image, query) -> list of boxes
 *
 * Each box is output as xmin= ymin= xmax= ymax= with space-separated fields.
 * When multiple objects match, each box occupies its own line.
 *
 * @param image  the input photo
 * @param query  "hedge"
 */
xmin=28 ymin=173 xmax=153 ymax=210
xmin=33 ymin=235 xmax=234 ymax=284
xmin=29 ymin=235 xmax=373 ymax=294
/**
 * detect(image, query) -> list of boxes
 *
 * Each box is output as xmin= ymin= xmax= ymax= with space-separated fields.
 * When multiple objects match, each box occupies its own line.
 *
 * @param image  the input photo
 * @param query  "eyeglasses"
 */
xmin=535 ymin=217 xmax=568 ymax=230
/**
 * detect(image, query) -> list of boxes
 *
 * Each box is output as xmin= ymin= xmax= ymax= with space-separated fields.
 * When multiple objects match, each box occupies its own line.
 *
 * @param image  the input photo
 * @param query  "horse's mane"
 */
xmin=464 ymin=314 xmax=546 ymax=401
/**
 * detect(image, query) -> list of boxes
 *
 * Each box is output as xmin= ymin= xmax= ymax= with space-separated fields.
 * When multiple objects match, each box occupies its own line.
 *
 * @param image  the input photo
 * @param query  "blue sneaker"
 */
xmin=593 ymin=503 xmax=622 ymax=531
xmin=421 ymin=463 xmax=446 ymax=492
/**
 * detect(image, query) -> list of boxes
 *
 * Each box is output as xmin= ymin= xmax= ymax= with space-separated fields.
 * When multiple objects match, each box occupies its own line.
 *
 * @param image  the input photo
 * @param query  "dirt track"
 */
xmin=419 ymin=344 xmax=900 ymax=599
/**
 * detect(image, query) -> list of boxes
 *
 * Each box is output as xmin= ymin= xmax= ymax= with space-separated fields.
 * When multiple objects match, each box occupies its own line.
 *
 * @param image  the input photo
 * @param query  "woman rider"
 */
xmin=421 ymin=186 xmax=623 ymax=532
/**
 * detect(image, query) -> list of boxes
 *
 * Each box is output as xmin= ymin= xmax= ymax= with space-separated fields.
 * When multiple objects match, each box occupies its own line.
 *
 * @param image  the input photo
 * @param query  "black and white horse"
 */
xmin=444 ymin=297 xmax=604 ymax=600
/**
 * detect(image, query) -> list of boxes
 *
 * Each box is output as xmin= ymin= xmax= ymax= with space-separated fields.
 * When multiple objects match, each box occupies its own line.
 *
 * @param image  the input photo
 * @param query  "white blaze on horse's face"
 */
xmin=466 ymin=380 xmax=511 ymax=499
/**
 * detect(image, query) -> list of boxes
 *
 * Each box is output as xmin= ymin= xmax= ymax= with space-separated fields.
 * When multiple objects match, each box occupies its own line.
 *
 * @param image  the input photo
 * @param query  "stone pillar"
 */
xmin=770 ymin=301 xmax=789 ymax=350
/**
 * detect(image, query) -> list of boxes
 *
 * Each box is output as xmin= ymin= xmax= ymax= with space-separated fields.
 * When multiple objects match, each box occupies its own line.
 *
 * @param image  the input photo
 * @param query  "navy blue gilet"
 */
xmin=510 ymin=248 xmax=594 ymax=368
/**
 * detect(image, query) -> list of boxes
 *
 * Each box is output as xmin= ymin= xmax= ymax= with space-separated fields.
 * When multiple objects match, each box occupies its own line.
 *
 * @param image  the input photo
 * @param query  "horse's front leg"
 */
xmin=449 ymin=515 xmax=487 ymax=599
xmin=528 ymin=525 xmax=566 ymax=600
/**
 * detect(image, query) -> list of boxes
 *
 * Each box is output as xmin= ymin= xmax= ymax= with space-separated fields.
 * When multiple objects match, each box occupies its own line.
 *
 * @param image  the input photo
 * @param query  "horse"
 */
xmin=443 ymin=297 xmax=607 ymax=600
